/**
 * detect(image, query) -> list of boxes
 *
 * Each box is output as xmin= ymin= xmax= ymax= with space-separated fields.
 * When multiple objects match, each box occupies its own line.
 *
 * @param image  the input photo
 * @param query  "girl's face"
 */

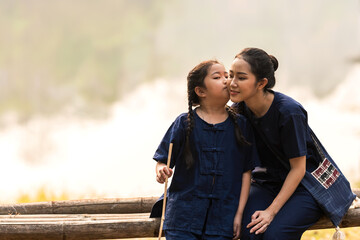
xmin=201 ymin=63 xmax=229 ymax=104
xmin=228 ymin=58 xmax=259 ymax=103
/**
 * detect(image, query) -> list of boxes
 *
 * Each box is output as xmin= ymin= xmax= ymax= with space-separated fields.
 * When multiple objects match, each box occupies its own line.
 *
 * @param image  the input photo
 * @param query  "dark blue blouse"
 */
xmin=153 ymin=110 xmax=258 ymax=237
xmin=234 ymin=91 xmax=320 ymax=185
xmin=233 ymin=91 xmax=356 ymax=226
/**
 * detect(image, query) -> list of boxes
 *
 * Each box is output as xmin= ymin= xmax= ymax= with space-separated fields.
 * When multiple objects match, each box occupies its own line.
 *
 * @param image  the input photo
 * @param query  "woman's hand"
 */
xmin=247 ymin=209 xmax=275 ymax=235
xmin=233 ymin=213 xmax=242 ymax=239
xmin=156 ymin=162 xmax=173 ymax=183
xmin=246 ymin=156 xmax=306 ymax=235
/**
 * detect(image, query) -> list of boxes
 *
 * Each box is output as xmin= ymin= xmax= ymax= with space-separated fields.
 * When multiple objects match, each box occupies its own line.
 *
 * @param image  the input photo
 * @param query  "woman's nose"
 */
xmin=229 ymin=78 xmax=236 ymax=87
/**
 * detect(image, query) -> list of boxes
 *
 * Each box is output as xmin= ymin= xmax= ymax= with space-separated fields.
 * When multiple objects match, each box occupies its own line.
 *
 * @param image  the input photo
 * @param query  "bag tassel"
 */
xmin=332 ymin=226 xmax=345 ymax=240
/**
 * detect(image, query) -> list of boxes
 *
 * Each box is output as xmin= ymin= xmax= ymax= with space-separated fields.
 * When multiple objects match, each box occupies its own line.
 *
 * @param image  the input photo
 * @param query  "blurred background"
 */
xmin=0 ymin=0 xmax=360 ymax=204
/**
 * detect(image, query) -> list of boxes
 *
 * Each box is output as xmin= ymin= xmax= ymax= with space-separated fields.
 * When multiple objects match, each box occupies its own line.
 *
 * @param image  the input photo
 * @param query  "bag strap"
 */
xmin=309 ymin=132 xmax=326 ymax=160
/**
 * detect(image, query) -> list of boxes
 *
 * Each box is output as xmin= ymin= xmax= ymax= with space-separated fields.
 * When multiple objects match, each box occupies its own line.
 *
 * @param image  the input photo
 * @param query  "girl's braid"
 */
xmin=184 ymin=98 xmax=195 ymax=168
xmin=183 ymin=59 xmax=220 ymax=169
xmin=226 ymin=105 xmax=250 ymax=146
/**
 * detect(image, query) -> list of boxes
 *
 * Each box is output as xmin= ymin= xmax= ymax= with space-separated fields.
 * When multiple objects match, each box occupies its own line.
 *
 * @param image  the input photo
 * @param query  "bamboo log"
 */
xmin=0 ymin=197 xmax=158 ymax=215
xmin=0 ymin=213 xmax=160 ymax=240
xmin=1 ymin=189 xmax=358 ymax=215
xmin=0 ymin=190 xmax=358 ymax=239
xmin=0 ymin=208 xmax=359 ymax=239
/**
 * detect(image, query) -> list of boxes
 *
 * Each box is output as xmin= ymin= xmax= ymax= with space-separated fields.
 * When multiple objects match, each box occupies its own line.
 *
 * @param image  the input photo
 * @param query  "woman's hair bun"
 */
xmin=269 ymin=55 xmax=278 ymax=71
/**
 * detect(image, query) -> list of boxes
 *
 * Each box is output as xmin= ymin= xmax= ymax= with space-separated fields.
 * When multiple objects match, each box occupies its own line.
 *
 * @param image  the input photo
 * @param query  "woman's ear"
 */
xmin=195 ymin=86 xmax=206 ymax=98
xmin=257 ymin=78 xmax=268 ymax=90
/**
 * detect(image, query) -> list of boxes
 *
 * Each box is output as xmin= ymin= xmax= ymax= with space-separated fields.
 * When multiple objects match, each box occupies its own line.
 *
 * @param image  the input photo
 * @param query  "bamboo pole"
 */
xmin=1 ymin=189 xmax=358 ymax=216
xmin=158 ymin=142 xmax=173 ymax=239
xmin=0 ymin=197 xmax=158 ymax=215
xmin=0 ymin=209 xmax=359 ymax=239
xmin=0 ymin=213 xmax=159 ymax=240
xmin=0 ymin=190 xmax=357 ymax=239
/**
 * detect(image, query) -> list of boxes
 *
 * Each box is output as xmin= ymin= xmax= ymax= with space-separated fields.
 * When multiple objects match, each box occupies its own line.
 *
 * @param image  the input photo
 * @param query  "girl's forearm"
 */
xmin=236 ymin=170 xmax=252 ymax=216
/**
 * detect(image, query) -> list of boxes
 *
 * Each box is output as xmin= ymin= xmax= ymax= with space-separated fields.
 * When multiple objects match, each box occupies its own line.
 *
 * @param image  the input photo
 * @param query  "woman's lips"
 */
xmin=230 ymin=90 xmax=239 ymax=96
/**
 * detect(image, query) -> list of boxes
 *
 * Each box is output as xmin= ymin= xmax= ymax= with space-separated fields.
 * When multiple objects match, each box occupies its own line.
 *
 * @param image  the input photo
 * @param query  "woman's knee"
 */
xmin=261 ymin=224 xmax=303 ymax=240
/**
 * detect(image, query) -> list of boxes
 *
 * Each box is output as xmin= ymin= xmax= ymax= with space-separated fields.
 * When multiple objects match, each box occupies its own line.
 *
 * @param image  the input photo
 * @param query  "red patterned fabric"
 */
xmin=311 ymin=158 xmax=340 ymax=189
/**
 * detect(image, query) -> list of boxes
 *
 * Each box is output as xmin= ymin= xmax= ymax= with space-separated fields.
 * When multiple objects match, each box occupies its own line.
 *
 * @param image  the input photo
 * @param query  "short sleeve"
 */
xmin=280 ymin=114 xmax=308 ymax=159
xmin=153 ymin=114 xmax=186 ymax=168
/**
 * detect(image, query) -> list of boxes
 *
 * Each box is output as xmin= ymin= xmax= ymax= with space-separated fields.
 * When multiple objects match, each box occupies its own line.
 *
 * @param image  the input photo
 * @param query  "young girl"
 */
xmin=152 ymin=60 xmax=259 ymax=239
xmin=228 ymin=47 xmax=355 ymax=240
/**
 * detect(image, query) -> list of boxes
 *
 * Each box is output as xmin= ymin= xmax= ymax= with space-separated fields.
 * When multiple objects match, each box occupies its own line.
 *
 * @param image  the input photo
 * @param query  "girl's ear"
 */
xmin=195 ymin=86 xmax=206 ymax=98
xmin=257 ymin=78 xmax=268 ymax=90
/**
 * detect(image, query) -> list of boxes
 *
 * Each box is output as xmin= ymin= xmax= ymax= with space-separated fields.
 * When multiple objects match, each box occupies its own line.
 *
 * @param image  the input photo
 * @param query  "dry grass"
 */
xmin=16 ymin=186 xmax=70 ymax=203
xmin=302 ymin=227 xmax=360 ymax=239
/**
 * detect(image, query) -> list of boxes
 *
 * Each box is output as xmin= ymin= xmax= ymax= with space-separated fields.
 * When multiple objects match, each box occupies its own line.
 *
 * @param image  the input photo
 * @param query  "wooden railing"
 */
xmin=0 ymin=190 xmax=359 ymax=239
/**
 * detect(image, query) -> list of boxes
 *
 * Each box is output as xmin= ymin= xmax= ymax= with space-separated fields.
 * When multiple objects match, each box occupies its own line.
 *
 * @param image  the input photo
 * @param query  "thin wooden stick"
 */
xmin=158 ymin=142 xmax=173 ymax=240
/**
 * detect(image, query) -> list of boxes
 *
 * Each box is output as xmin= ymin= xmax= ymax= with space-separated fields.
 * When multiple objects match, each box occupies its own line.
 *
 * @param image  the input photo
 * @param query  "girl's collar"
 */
xmin=194 ymin=107 xmax=230 ymax=126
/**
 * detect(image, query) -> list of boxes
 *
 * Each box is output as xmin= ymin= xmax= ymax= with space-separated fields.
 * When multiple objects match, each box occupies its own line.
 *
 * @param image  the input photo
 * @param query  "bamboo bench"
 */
xmin=0 ymin=190 xmax=359 ymax=240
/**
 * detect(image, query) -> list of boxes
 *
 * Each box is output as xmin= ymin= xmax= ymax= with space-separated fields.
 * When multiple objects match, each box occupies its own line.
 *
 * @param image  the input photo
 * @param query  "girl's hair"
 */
xmin=183 ymin=60 xmax=249 ymax=169
xmin=235 ymin=47 xmax=278 ymax=91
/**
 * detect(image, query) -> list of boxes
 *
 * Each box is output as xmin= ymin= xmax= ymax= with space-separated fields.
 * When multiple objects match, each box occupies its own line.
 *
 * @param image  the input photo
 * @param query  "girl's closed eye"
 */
xmin=213 ymin=75 xmax=222 ymax=80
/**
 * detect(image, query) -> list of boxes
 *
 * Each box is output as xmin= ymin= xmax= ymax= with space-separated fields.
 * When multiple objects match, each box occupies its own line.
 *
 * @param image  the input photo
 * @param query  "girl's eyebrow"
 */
xmin=211 ymin=71 xmax=228 ymax=76
xmin=210 ymin=71 xmax=221 ymax=76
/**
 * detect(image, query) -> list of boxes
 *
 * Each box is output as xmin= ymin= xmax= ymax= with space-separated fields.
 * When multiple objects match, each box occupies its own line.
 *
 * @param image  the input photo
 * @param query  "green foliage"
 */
xmin=0 ymin=0 xmax=164 ymax=120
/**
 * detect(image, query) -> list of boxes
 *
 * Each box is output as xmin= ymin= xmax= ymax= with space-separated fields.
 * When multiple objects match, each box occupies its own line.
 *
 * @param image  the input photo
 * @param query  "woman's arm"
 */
xmin=233 ymin=170 xmax=252 ymax=239
xmin=247 ymin=155 xmax=306 ymax=234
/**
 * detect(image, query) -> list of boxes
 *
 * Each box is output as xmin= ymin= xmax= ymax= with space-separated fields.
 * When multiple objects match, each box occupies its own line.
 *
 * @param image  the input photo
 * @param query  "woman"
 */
xmin=227 ymin=47 xmax=355 ymax=240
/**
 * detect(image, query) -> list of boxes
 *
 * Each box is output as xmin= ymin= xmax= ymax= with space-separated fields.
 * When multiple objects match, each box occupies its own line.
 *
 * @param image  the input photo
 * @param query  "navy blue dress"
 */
xmin=153 ymin=110 xmax=258 ymax=237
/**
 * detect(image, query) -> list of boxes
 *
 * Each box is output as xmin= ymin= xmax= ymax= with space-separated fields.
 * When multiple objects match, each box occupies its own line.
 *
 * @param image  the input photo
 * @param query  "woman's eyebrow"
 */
xmin=236 ymin=72 xmax=248 ymax=75
xmin=229 ymin=70 xmax=247 ymax=75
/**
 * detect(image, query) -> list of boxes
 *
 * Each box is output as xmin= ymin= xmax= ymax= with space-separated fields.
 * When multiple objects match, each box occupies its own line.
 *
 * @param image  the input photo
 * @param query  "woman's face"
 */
xmin=228 ymin=57 xmax=258 ymax=103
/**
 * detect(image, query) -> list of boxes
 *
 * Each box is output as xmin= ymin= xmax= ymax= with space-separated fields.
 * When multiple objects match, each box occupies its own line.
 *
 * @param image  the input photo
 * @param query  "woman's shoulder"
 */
xmin=234 ymin=112 xmax=247 ymax=122
xmin=273 ymin=91 xmax=307 ymax=117
xmin=232 ymin=111 xmax=249 ymax=129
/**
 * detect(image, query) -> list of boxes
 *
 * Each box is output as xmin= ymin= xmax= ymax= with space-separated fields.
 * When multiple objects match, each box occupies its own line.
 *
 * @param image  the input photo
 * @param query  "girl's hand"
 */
xmin=233 ymin=213 xmax=242 ymax=239
xmin=156 ymin=162 xmax=173 ymax=183
xmin=247 ymin=209 xmax=275 ymax=235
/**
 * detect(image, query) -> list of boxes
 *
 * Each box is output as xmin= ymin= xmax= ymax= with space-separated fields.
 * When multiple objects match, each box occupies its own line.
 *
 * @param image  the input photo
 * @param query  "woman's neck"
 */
xmin=245 ymin=91 xmax=274 ymax=118
xmin=196 ymin=104 xmax=228 ymax=124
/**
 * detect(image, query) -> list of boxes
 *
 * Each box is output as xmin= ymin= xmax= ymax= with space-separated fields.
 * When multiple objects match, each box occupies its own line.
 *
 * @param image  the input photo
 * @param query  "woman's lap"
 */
xmin=241 ymin=182 xmax=323 ymax=240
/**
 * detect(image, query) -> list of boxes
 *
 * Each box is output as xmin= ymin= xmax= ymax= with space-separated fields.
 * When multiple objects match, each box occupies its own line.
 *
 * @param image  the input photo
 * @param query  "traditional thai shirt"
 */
xmin=233 ymin=91 xmax=356 ymax=226
xmin=153 ymin=110 xmax=258 ymax=237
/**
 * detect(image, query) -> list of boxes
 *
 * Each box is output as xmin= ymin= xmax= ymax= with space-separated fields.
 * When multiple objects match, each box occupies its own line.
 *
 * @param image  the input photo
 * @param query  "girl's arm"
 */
xmin=247 ymin=155 xmax=306 ymax=234
xmin=155 ymin=161 xmax=173 ymax=184
xmin=233 ymin=170 xmax=252 ymax=239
